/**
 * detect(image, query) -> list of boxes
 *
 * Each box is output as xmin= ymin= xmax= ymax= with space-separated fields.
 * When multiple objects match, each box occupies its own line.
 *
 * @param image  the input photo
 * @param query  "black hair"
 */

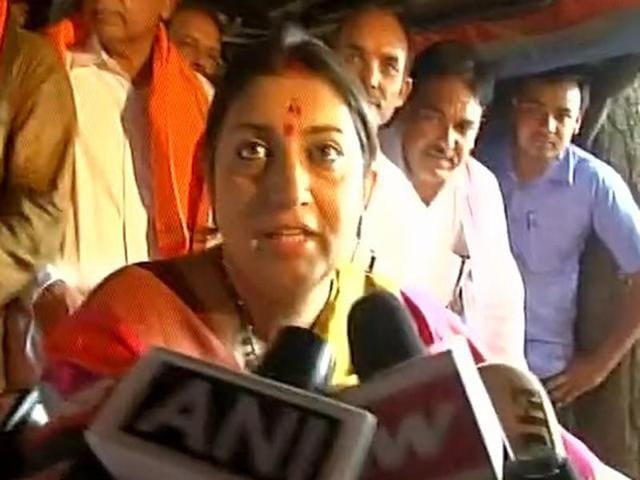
xmin=172 ymin=0 xmax=224 ymax=34
xmin=410 ymin=40 xmax=494 ymax=107
xmin=333 ymin=4 xmax=415 ymax=77
xmin=205 ymin=25 xmax=378 ymax=176
xmin=514 ymin=69 xmax=591 ymax=115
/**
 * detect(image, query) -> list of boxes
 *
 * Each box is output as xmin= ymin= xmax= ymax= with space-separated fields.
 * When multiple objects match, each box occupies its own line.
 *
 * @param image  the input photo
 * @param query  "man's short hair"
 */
xmin=334 ymin=4 xmax=415 ymax=77
xmin=514 ymin=69 xmax=591 ymax=115
xmin=410 ymin=41 xmax=495 ymax=107
xmin=172 ymin=0 xmax=225 ymax=34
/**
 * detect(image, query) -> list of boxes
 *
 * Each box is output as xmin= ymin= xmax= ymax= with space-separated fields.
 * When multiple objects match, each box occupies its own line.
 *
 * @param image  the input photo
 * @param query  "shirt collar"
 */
xmin=68 ymin=34 xmax=131 ymax=80
xmin=498 ymin=138 xmax=575 ymax=186
xmin=546 ymin=146 xmax=575 ymax=186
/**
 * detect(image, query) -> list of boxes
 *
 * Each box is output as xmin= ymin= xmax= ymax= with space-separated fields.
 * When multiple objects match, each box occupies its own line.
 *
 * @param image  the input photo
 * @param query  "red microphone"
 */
xmin=339 ymin=290 xmax=506 ymax=480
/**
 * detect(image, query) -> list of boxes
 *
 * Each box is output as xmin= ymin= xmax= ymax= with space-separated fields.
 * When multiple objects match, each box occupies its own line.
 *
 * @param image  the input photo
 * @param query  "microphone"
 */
xmin=339 ymin=290 xmax=506 ymax=480
xmin=10 ymin=328 xmax=347 ymax=479
xmin=348 ymin=290 xmax=425 ymax=382
xmin=86 ymin=347 xmax=376 ymax=480
xmin=256 ymin=326 xmax=335 ymax=392
xmin=478 ymin=363 xmax=579 ymax=480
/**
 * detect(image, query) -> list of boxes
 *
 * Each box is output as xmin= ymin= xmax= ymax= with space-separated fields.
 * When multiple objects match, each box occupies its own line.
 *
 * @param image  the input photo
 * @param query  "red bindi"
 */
xmin=283 ymin=123 xmax=295 ymax=137
xmin=283 ymin=98 xmax=302 ymax=136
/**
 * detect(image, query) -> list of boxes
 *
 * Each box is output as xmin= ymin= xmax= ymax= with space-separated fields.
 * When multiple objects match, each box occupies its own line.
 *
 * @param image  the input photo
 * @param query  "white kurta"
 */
xmin=50 ymin=38 xmax=212 ymax=297
xmin=373 ymin=127 xmax=526 ymax=365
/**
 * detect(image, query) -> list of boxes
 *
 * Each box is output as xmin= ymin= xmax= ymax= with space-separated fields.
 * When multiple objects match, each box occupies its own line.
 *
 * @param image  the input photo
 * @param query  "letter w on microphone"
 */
xmin=340 ymin=339 xmax=507 ymax=480
xmin=85 ymin=348 xmax=376 ymax=480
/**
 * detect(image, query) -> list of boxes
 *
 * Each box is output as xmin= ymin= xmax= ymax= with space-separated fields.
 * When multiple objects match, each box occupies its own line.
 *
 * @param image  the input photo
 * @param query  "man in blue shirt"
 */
xmin=483 ymin=72 xmax=640 ymax=415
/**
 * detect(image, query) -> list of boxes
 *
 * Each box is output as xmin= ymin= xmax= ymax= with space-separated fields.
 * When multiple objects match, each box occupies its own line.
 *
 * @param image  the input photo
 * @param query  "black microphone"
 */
xmin=256 ymin=326 xmax=335 ymax=392
xmin=347 ymin=290 xmax=425 ymax=382
xmin=504 ymin=449 xmax=580 ymax=480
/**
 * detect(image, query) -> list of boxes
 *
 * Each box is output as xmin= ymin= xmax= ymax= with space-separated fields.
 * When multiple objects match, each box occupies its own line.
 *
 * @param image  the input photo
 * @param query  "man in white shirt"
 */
xmin=398 ymin=41 xmax=526 ymax=364
xmin=333 ymin=6 xmax=434 ymax=290
xmin=34 ymin=0 xmax=213 ymax=330
xmin=335 ymin=9 xmax=524 ymax=363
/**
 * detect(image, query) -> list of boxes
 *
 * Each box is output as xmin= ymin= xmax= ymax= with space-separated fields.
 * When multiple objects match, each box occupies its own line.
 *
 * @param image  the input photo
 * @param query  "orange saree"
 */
xmin=43 ymin=248 xmax=409 ymax=394
xmin=46 ymin=262 xmax=239 ymax=380
xmin=0 ymin=0 xmax=7 ymax=51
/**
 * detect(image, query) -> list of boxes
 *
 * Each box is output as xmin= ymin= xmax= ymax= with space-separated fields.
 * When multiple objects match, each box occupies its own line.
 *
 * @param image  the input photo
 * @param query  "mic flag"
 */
xmin=86 ymin=348 xmax=376 ymax=480
xmin=341 ymin=339 xmax=506 ymax=480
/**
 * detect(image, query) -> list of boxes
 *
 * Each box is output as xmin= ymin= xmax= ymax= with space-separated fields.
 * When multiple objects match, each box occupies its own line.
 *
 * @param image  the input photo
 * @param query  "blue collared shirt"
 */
xmin=482 ymin=141 xmax=640 ymax=378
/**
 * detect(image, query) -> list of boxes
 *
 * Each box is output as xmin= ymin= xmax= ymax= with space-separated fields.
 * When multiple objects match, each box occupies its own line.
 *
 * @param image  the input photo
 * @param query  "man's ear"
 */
xmin=573 ymin=114 xmax=583 ymax=137
xmin=399 ymin=77 xmax=413 ymax=106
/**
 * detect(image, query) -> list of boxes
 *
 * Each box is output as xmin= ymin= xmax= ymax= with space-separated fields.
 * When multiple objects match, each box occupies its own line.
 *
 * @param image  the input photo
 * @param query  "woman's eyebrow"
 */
xmin=233 ymin=123 xmax=273 ymax=135
xmin=304 ymin=125 xmax=343 ymax=135
xmin=232 ymin=123 xmax=343 ymax=136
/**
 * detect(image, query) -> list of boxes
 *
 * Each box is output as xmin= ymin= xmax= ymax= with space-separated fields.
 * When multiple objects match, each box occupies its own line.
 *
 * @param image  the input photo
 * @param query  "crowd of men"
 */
xmin=1 ymin=0 xmax=639 ymax=476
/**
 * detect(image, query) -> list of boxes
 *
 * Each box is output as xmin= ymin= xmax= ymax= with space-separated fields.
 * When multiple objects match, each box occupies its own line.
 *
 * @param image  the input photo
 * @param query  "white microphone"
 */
xmin=477 ymin=362 xmax=565 ymax=463
xmin=85 ymin=347 xmax=376 ymax=480
xmin=478 ymin=363 xmax=628 ymax=480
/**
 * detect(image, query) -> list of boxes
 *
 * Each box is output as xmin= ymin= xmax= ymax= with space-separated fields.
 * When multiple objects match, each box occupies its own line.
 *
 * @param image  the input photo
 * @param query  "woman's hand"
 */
xmin=33 ymin=281 xmax=84 ymax=334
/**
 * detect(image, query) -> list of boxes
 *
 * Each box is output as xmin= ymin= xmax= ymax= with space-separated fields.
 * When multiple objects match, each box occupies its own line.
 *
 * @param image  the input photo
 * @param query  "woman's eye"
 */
xmin=309 ymin=143 xmax=344 ymax=166
xmin=236 ymin=141 xmax=270 ymax=162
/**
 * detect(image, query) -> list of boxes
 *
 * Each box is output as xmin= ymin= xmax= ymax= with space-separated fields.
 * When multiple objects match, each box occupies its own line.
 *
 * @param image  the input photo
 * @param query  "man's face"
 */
xmin=514 ymin=80 xmax=582 ymax=163
xmin=82 ymin=0 xmax=172 ymax=53
xmin=169 ymin=8 xmax=222 ymax=82
xmin=335 ymin=8 xmax=412 ymax=128
xmin=10 ymin=1 xmax=30 ymax=27
xmin=402 ymin=75 xmax=483 ymax=203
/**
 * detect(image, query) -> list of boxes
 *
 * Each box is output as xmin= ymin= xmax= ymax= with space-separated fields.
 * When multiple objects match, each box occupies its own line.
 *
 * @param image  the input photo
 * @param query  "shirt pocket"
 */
xmin=520 ymin=205 xmax=589 ymax=274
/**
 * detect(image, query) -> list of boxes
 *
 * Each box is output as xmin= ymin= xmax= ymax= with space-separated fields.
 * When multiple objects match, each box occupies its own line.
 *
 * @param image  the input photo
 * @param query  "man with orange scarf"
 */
xmin=34 ymin=0 xmax=213 ymax=329
xmin=0 ymin=0 xmax=74 ymax=397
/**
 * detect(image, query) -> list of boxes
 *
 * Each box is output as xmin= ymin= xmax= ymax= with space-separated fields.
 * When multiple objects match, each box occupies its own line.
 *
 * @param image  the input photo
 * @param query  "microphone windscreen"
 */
xmin=256 ymin=326 xmax=335 ymax=392
xmin=348 ymin=290 xmax=425 ymax=381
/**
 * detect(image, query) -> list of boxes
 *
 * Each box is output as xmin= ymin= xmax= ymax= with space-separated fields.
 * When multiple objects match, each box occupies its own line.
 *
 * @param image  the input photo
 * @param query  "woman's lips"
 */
xmin=259 ymin=228 xmax=317 ymax=256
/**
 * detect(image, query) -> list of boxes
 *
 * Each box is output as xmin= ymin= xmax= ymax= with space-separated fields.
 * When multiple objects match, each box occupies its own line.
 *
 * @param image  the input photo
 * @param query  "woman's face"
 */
xmin=213 ymin=71 xmax=372 ymax=292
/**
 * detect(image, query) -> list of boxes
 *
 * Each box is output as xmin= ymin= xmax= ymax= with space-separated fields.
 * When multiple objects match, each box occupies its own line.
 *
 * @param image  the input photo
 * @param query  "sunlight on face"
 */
xmin=213 ymin=72 xmax=370 ymax=292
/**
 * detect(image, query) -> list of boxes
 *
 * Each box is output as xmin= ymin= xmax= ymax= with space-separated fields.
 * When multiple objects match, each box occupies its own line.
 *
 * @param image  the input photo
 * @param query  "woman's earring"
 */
xmin=350 ymin=213 xmax=365 ymax=263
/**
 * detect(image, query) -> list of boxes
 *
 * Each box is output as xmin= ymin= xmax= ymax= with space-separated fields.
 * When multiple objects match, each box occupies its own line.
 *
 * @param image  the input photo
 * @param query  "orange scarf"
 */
xmin=45 ymin=17 xmax=211 ymax=258
xmin=0 ymin=0 xmax=7 ymax=51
